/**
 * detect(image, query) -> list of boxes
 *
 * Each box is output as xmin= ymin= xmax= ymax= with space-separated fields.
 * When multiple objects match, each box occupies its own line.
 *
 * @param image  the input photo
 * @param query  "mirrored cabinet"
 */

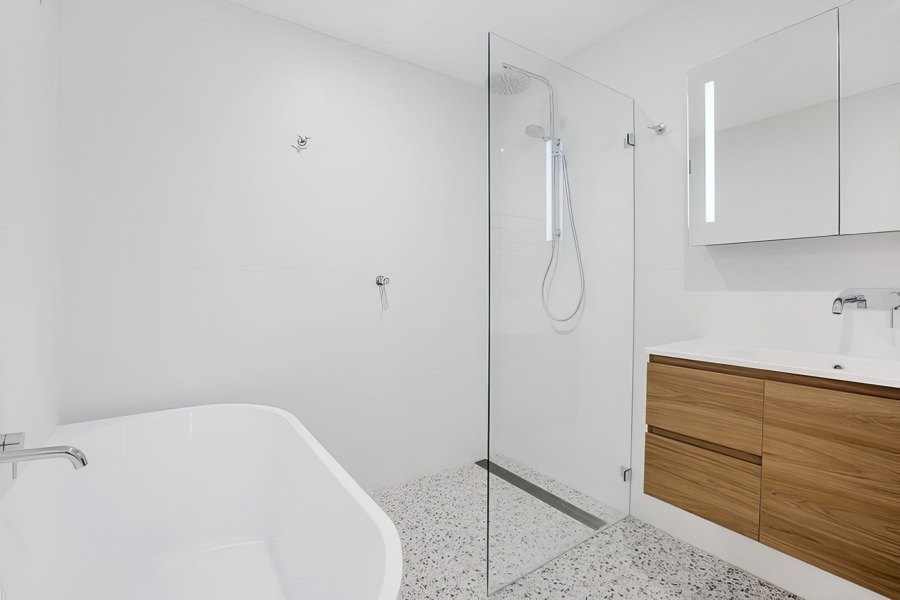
xmin=687 ymin=1 xmax=900 ymax=246
xmin=839 ymin=0 xmax=900 ymax=235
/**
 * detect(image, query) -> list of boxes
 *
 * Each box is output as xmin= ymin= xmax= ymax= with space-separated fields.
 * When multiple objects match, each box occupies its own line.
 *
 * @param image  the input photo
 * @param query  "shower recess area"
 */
xmin=487 ymin=33 xmax=635 ymax=594
xmin=377 ymin=34 xmax=635 ymax=598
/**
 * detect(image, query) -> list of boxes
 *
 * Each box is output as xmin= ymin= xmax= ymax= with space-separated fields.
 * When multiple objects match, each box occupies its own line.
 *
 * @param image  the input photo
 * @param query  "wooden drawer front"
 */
xmin=644 ymin=433 xmax=761 ymax=539
xmin=760 ymin=381 xmax=900 ymax=598
xmin=647 ymin=362 xmax=764 ymax=455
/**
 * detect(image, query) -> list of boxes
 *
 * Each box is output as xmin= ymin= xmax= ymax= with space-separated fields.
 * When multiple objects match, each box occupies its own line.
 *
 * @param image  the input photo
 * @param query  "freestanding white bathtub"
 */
xmin=0 ymin=404 xmax=402 ymax=600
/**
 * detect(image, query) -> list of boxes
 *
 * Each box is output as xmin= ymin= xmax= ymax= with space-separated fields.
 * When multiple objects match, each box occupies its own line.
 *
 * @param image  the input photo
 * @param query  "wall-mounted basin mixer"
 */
xmin=0 ymin=433 xmax=88 ymax=479
xmin=832 ymin=293 xmax=866 ymax=314
xmin=832 ymin=289 xmax=900 ymax=328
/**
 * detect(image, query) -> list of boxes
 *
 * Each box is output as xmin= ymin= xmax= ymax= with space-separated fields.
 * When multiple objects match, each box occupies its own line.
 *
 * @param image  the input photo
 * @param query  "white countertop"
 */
xmin=646 ymin=339 xmax=900 ymax=389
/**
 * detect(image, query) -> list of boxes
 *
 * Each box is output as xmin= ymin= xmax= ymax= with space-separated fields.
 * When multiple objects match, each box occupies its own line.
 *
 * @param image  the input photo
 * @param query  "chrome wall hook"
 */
xmin=291 ymin=135 xmax=312 ymax=153
xmin=647 ymin=123 xmax=667 ymax=135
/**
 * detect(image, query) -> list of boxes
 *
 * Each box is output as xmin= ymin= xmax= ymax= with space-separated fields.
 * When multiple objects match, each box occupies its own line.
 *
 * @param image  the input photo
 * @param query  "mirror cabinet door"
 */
xmin=839 ymin=0 xmax=900 ymax=235
xmin=687 ymin=10 xmax=840 ymax=246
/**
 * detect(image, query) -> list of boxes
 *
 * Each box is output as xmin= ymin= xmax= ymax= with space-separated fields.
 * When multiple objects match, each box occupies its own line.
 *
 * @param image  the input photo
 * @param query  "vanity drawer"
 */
xmin=644 ymin=432 xmax=761 ymax=539
xmin=647 ymin=361 xmax=764 ymax=455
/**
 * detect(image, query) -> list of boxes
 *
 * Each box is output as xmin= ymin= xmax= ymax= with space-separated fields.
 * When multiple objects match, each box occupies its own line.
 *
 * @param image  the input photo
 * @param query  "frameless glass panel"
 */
xmin=839 ymin=0 xmax=900 ymax=235
xmin=687 ymin=10 xmax=839 ymax=245
xmin=487 ymin=33 xmax=634 ymax=595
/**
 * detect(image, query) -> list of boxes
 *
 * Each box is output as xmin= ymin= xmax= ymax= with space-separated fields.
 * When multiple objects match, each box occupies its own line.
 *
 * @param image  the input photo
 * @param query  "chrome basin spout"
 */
xmin=832 ymin=288 xmax=900 ymax=317
xmin=832 ymin=291 xmax=867 ymax=314
xmin=0 ymin=432 xmax=88 ymax=479
xmin=831 ymin=298 xmax=841 ymax=314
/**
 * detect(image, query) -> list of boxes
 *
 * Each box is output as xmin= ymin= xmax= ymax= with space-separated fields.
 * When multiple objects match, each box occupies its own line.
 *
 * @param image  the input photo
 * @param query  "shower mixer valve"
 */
xmin=291 ymin=135 xmax=311 ymax=153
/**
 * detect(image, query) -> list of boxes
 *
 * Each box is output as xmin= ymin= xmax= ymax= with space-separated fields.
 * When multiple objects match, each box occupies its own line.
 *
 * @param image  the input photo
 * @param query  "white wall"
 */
xmin=0 ymin=0 xmax=61 ymax=492
xmin=566 ymin=1 xmax=899 ymax=598
xmin=57 ymin=0 xmax=486 ymax=491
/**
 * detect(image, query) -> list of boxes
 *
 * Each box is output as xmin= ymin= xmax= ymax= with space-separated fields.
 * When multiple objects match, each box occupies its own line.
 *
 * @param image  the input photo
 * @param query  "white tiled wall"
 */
xmin=57 ymin=0 xmax=487 ymax=491
xmin=567 ymin=1 xmax=898 ymax=598
xmin=0 ymin=0 xmax=61 ymax=493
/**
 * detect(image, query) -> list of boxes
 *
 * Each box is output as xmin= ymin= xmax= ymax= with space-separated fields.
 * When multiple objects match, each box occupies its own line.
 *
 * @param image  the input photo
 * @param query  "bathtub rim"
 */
xmin=49 ymin=403 xmax=403 ymax=600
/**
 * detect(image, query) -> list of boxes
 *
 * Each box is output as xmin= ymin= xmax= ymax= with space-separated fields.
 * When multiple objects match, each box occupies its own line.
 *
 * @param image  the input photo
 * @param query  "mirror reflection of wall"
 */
xmin=687 ymin=10 xmax=839 ymax=246
xmin=839 ymin=0 xmax=900 ymax=235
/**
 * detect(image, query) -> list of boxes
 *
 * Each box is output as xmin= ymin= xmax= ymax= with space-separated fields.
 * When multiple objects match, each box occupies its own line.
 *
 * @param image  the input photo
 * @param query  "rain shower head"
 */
xmin=489 ymin=67 xmax=531 ymax=95
xmin=492 ymin=63 xmax=556 ymax=140
xmin=525 ymin=124 xmax=547 ymax=139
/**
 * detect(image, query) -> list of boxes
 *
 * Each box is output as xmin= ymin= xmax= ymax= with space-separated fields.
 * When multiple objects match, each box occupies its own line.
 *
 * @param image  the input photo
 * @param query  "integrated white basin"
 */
xmin=647 ymin=339 xmax=900 ymax=388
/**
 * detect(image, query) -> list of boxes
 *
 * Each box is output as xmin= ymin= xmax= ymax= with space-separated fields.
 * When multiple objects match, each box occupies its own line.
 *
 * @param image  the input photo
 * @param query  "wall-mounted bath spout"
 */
xmin=0 ymin=433 xmax=88 ymax=479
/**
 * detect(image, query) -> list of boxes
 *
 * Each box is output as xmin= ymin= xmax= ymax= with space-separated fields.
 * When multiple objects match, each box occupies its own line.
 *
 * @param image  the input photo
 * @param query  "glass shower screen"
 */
xmin=487 ymin=33 xmax=634 ymax=594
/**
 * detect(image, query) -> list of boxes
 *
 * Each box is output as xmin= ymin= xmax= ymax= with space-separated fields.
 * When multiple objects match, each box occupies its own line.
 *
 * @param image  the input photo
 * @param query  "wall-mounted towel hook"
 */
xmin=291 ymin=135 xmax=312 ymax=153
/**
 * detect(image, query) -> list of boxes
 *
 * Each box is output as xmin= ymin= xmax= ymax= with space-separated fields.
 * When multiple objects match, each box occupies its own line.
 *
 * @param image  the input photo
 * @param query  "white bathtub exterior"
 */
xmin=0 ymin=404 xmax=402 ymax=600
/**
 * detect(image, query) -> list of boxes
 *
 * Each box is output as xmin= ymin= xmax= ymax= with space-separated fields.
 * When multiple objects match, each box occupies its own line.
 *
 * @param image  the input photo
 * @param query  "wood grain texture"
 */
xmin=648 ymin=426 xmax=762 ymax=465
xmin=647 ymin=362 xmax=764 ymax=455
xmin=760 ymin=381 xmax=900 ymax=598
xmin=650 ymin=354 xmax=900 ymax=401
xmin=650 ymin=355 xmax=768 ymax=379
xmin=644 ymin=433 xmax=761 ymax=539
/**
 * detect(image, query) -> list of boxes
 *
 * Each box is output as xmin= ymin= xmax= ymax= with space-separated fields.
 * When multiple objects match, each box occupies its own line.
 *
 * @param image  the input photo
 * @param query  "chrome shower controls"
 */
xmin=291 ymin=135 xmax=311 ymax=153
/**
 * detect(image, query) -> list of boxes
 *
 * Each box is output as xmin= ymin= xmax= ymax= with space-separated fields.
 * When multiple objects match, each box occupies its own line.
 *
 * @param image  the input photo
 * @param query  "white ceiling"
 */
xmin=228 ymin=0 xmax=670 ymax=83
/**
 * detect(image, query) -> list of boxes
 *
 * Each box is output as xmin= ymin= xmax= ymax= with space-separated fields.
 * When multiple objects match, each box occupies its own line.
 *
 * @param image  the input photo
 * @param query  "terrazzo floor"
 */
xmin=373 ymin=462 xmax=801 ymax=600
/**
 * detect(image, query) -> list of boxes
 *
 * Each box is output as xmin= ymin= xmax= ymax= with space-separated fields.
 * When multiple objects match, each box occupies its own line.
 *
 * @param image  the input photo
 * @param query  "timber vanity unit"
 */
xmin=644 ymin=340 xmax=900 ymax=598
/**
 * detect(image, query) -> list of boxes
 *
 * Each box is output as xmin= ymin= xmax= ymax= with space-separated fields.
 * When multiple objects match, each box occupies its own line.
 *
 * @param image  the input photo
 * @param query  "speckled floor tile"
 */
xmin=373 ymin=463 xmax=800 ymax=600
xmin=491 ymin=454 xmax=625 ymax=530
xmin=488 ymin=467 xmax=596 ymax=592
xmin=373 ymin=465 xmax=487 ymax=600
xmin=495 ymin=518 xmax=801 ymax=600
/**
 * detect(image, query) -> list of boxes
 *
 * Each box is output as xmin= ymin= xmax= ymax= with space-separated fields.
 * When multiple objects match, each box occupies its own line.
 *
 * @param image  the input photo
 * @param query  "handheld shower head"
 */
xmin=525 ymin=124 xmax=547 ymax=139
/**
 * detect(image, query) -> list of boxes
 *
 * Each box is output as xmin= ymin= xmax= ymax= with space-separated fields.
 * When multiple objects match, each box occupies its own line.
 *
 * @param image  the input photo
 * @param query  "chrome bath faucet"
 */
xmin=0 ymin=433 xmax=88 ymax=479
